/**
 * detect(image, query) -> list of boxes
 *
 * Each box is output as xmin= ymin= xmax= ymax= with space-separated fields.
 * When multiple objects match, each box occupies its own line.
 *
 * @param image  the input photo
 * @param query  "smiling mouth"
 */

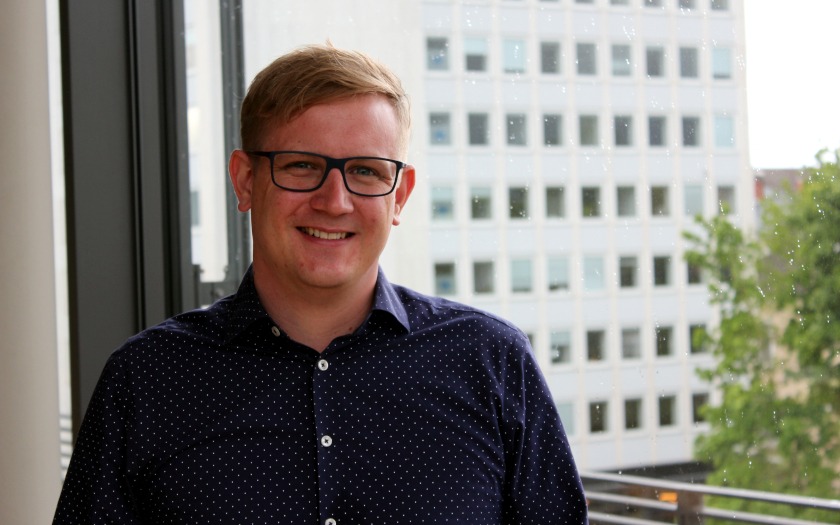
xmin=300 ymin=227 xmax=351 ymax=240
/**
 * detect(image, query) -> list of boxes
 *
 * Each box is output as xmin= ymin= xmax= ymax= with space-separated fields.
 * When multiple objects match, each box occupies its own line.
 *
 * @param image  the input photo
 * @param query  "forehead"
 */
xmin=262 ymin=95 xmax=405 ymax=157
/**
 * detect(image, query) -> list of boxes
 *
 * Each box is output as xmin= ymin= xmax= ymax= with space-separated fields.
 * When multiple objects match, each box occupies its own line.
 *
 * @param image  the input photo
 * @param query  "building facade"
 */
xmin=207 ymin=0 xmax=754 ymax=471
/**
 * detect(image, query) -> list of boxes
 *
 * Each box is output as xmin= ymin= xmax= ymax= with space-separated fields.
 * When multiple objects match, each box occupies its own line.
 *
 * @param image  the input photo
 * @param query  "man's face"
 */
xmin=230 ymin=94 xmax=414 ymax=295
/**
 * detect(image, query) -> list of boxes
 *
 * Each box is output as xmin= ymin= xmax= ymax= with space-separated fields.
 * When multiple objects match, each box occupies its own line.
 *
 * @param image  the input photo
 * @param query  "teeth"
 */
xmin=303 ymin=227 xmax=348 ymax=240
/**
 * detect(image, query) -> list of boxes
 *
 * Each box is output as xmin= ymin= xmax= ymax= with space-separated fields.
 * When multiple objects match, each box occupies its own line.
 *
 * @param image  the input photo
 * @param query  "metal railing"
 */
xmin=581 ymin=470 xmax=840 ymax=525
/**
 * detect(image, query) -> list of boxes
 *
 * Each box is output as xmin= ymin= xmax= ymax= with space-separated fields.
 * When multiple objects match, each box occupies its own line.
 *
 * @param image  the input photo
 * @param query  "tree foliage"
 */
xmin=684 ymin=149 xmax=840 ymax=520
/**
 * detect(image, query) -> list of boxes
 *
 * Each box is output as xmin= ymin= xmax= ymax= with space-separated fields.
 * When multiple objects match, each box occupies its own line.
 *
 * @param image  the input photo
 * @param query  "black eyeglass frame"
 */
xmin=247 ymin=150 xmax=406 ymax=197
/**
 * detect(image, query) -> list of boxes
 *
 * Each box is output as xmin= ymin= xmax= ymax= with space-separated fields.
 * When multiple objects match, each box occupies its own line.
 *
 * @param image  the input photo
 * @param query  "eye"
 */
xmin=347 ymin=164 xmax=380 ymax=178
xmin=276 ymin=153 xmax=324 ymax=176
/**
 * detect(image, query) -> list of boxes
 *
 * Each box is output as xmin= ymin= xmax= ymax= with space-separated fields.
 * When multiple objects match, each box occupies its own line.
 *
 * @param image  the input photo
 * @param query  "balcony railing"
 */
xmin=581 ymin=470 xmax=840 ymax=525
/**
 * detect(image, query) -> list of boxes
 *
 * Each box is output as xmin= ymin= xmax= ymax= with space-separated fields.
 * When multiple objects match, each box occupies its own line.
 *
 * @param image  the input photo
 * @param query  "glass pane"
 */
xmin=471 ymin=186 xmax=492 ymax=219
xmin=541 ymin=42 xmax=561 ymax=74
xmin=473 ymin=261 xmax=495 ymax=294
xmin=576 ymin=43 xmax=597 ymax=75
xmin=548 ymin=257 xmax=570 ymax=291
xmin=511 ymin=259 xmax=533 ymax=293
xmin=611 ymin=44 xmax=631 ymax=76
xmin=185 ymin=0 xmax=240 ymax=298
xmin=434 ymin=262 xmax=456 ymax=295
xmin=432 ymin=186 xmax=454 ymax=220
xmin=503 ymin=39 xmax=526 ymax=73
xmin=583 ymin=256 xmax=605 ymax=290
xmin=468 ymin=113 xmax=489 ymax=145
xmin=464 ymin=38 xmax=487 ymax=72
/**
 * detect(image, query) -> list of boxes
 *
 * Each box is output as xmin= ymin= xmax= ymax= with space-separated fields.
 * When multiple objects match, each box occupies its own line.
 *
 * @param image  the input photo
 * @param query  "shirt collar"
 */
xmin=370 ymin=267 xmax=410 ymax=333
xmin=224 ymin=265 xmax=410 ymax=344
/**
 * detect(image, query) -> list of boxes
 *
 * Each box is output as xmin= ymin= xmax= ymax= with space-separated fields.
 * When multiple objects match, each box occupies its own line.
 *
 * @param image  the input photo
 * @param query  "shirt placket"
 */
xmin=313 ymin=353 xmax=339 ymax=525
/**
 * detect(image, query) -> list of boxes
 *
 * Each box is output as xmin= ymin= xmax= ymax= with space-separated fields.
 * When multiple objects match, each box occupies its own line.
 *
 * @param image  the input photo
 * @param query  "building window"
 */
xmin=579 ymin=115 xmax=599 ymax=146
xmin=617 ymin=186 xmax=636 ymax=217
xmin=611 ymin=0 xmax=630 ymax=4
xmin=679 ymin=0 xmax=696 ymax=8
xmin=648 ymin=116 xmax=666 ymax=146
xmin=470 ymin=186 xmax=492 ymax=219
xmin=659 ymin=395 xmax=677 ymax=426
xmin=687 ymin=261 xmax=703 ymax=285
xmin=714 ymin=115 xmax=734 ymax=147
xmin=622 ymin=328 xmax=641 ymax=359
xmin=434 ymin=263 xmax=456 ymax=295
xmin=507 ymin=114 xmax=527 ymax=146
xmin=548 ymin=257 xmax=570 ymax=291
xmin=682 ymin=116 xmax=700 ymax=146
xmin=653 ymin=256 xmax=672 ymax=286
xmin=583 ymin=256 xmax=605 ymax=291
xmin=511 ymin=259 xmax=533 ymax=293
xmin=614 ymin=116 xmax=633 ymax=146
xmin=690 ymin=323 xmax=707 ymax=354
xmin=427 ymin=37 xmax=448 ymax=70
xmin=655 ymin=325 xmax=673 ymax=356
xmin=692 ymin=393 xmax=709 ymax=423
xmin=430 ymin=113 xmax=451 ymax=145
xmin=625 ymin=399 xmax=643 ymax=430
xmin=711 ymin=0 xmax=728 ymax=11
xmin=718 ymin=185 xmax=736 ymax=214
xmin=431 ymin=186 xmax=454 ymax=220
xmin=587 ymin=330 xmax=606 ymax=361
xmin=550 ymin=331 xmax=572 ymax=364
xmin=541 ymin=42 xmax=561 ymax=74
xmin=619 ymin=256 xmax=638 ymax=288
xmin=473 ymin=261 xmax=495 ymax=294
xmin=509 ymin=187 xmax=529 ymax=219
xmin=556 ymin=402 xmax=574 ymax=435
xmin=543 ymin=114 xmax=562 ymax=146
xmin=503 ymin=39 xmax=526 ymax=74
xmin=468 ymin=113 xmax=489 ymax=146
xmin=712 ymin=47 xmax=732 ymax=79
xmin=582 ymin=186 xmax=601 ymax=217
xmin=464 ymin=37 xmax=488 ymax=72
xmin=546 ymin=186 xmax=565 ymax=218
xmin=645 ymin=0 xmax=663 ymax=6
xmin=684 ymin=184 xmax=704 ymax=216
xmin=651 ymin=186 xmax=670 ymax=216
xmin=646 ymin=46 xmax=665 ymax=77
xmin=611 ymin=44 xmax=631 ymax=76
xmin=590 ymin=401 xmax=608 ymax=433
xmin=680 ymin=47 xmax=699 ymax=78
xmin=576 ymin=43 xmax=597 ymax=75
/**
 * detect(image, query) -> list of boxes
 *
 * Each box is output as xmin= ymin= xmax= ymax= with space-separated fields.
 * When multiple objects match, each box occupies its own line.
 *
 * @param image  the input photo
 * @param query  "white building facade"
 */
xmin=223 ymin=0 xmax=753 ymax=472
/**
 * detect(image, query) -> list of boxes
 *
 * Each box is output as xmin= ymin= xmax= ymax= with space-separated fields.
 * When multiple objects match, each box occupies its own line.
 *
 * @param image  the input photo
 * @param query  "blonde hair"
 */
xmin=240 ymin=43 xmax=411 ymax=152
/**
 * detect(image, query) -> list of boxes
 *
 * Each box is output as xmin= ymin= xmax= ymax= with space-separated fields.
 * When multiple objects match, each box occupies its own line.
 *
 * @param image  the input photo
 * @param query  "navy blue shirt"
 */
xmin=55 ymin=268 xmax=587 ymax=524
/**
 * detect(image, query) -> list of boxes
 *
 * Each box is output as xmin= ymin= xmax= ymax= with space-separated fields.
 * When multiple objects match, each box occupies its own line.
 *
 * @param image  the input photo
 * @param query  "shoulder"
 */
xmin=391 ymin=284 xmax=531 ymax=351
xmin=110 ymin=294 xmax=235 ymax=365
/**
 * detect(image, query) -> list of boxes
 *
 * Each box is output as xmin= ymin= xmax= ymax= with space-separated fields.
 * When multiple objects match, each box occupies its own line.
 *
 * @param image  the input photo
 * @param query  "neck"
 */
xmin=252 ymin=266 xmax=377 ymax=353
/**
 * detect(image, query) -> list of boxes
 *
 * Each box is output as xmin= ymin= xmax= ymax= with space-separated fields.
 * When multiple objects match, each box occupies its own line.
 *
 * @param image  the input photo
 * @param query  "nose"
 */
xmin=310 ymin=167 xmax=354 ymax=214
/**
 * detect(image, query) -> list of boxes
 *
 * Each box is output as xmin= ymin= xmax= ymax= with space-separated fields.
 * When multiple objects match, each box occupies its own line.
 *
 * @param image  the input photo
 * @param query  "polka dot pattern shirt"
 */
xmin=54 ymin=267 xmax=588 ymax=524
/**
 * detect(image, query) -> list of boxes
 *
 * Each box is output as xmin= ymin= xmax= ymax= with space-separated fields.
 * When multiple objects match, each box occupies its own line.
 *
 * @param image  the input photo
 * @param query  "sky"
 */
xmin=744 ymin=0 xmax=840 ymax=169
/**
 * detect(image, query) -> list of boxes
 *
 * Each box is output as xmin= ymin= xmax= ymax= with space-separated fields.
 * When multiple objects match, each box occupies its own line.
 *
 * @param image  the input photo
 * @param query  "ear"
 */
xmin=392 ymin=164 xmax=416 ymax=226
xmin=229 ymin=150 xmax=255 ymax=212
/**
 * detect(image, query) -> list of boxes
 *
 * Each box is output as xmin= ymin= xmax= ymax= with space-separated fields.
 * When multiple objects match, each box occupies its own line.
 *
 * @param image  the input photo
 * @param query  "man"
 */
xmin=55 ymin=44 xmax=588 ymax=524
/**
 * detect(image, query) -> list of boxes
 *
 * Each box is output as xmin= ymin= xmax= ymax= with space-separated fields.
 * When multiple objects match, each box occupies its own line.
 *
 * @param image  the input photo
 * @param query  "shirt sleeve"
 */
xmin=501 ymin=333 xmax=589 ymax=525
xmin=53 ymin=354 xmax=143 ymax=524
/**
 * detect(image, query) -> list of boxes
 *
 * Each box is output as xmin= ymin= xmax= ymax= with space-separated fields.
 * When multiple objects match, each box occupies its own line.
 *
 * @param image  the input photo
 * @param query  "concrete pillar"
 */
xmin=0 ymin=0 xmax=63 ymax=522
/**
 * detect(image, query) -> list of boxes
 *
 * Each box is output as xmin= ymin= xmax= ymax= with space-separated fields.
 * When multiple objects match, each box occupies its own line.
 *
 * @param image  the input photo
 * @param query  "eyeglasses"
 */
xmin=247 ymin=150 xmax=405 ymax=197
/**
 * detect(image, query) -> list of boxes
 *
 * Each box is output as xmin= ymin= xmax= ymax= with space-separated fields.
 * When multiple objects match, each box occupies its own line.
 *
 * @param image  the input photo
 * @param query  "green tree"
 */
xmin=684 ymin=149 xmax=840 ymax=521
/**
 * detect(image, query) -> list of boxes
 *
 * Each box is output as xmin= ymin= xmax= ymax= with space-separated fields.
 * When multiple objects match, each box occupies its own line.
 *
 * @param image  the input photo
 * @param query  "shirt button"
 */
xmin=325 ymin=519 xmax=337 ymax=525
xmin=270 ymin=326 xmax=281 ymax=337
xmin=317 ymin=359 xmax=329 ymax=371
xmin=320 ymin=435 xmax=333 ymax=447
